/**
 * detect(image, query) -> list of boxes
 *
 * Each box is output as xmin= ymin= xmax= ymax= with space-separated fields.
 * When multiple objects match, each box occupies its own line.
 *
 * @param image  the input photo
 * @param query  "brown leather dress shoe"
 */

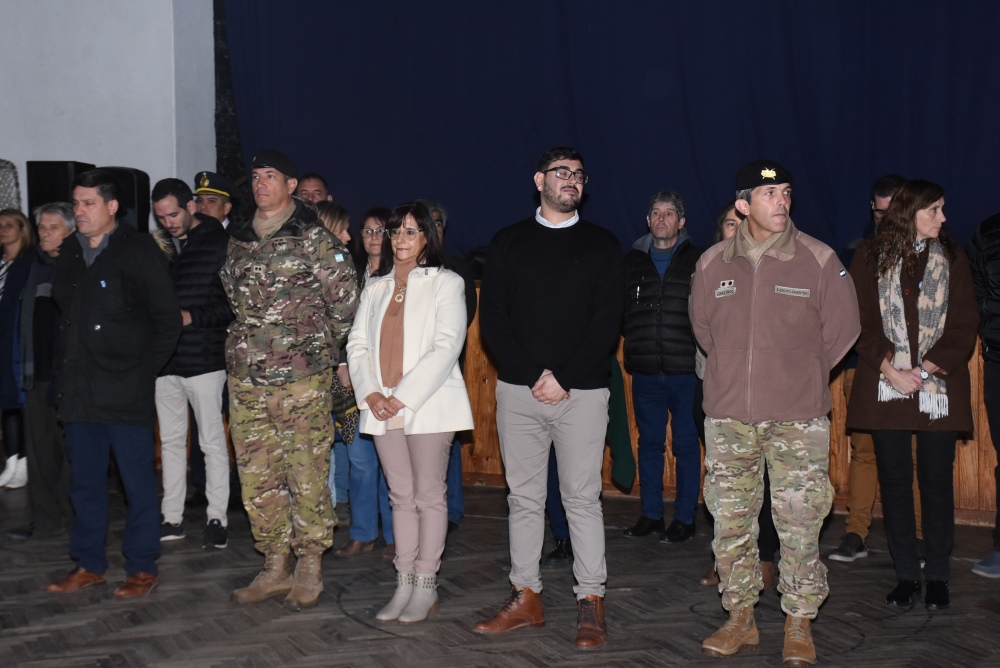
xmin=114 ymin=572 xmax=158 ymax=598
xmin=334 ymin=539 xmax=375 ymax=558
xmin=382 ymin=543 xmax=396 ymax=562
xmin=575 ymin=595 xmax=608 ymax=649
xmin=472 ymin=585 xmax=544 ymax=633
xmin=46 ymin=567 xmax=106 ymax=593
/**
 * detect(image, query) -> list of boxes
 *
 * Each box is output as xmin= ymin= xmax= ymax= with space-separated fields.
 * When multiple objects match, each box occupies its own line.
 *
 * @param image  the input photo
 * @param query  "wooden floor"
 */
xmin=2 ymin=484 xmax=999 ymax=667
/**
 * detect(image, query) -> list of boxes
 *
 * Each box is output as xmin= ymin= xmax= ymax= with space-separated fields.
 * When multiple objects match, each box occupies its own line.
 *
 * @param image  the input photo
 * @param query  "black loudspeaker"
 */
xmin=99 ymin=166 xmax=150 ymax=233
xmin=26 ymin=161 xmax=95 ymax=218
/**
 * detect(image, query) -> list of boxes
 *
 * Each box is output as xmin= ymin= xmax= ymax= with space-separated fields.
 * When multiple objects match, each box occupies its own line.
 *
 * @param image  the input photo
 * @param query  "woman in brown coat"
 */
xmin=847 ymin=179 xmax=979 ymax=611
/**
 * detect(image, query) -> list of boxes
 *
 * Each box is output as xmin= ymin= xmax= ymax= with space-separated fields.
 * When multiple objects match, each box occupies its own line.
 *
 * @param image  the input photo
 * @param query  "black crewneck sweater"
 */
xmin=479 ymin=217 xmax=625 ymax=390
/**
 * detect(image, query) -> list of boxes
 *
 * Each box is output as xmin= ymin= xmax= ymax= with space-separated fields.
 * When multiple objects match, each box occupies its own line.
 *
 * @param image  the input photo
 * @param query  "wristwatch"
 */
xmin=919 ymin=365 xmax=930 ymax=380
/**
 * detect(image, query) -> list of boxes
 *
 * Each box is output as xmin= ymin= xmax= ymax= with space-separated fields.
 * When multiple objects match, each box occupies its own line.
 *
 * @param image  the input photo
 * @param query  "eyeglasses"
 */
xmin=361 ymin=228 xmax=385 ymax=237
xmin=541 ymin=167 xmax=589 ymax=184
xmin=388 ymin=228 xmax=424 ymax=239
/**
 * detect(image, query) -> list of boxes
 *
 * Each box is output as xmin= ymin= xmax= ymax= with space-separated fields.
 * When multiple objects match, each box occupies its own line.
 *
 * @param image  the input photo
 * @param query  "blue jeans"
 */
xmin=64 ymin=422 xmax=160 ymax=575
xmin=546 ymin=445 xmax=569 ymax=540
xmin=446 ymin=436 xmax=465 ymax=524
xmin=326 ymin=418 xmax=350 ymax=505
xmin=631 ymin=372 xmax=701 ymax=524
xmin=347 ymin=432 xmax=393 ymax=543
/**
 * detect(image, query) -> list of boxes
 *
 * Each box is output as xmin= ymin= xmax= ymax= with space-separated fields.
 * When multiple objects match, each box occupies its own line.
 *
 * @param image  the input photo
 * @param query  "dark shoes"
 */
xmin=10 ymin=523 xmax=67 ymax=541
xmin=661 ymin=519 xmax=696 ymax=544
xmin=544 ymin=539 xmax=573 ymax=565
xmin=699 ymin=561 xmax=720 ymax=586
xmin=472 ymin=585 xmax=545 ymax=634
xmin=828 ymin=532 xmax=868 ymax=563
xmin=575 ymin=595 xmax=608 ymax=650
xmin=382 ymin=543 xmax=396 ymax=562
xmin=160 ymin=520 xmax=185 ymax=541
xmin=114 ymin=572 xmax=158 ymax=598
xmin=46 ymin=567 xmax=106 ymax=593
xmin=335 ymin=538 xmax=375 ymax=557
xmin=886 ymin=579 xmax=921 ymax=607
xmin=202 ymin=519 xmax=228 ymax=549
xmin=623 ymin=516 xmax=664 ymax=538
xmin=925 ymin=580 xmax=950 ymax=610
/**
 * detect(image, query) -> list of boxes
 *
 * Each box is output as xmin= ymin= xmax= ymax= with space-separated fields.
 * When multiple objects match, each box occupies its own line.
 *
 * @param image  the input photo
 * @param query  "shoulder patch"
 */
xmin=839 ymin=268 xmax=847 ymax=277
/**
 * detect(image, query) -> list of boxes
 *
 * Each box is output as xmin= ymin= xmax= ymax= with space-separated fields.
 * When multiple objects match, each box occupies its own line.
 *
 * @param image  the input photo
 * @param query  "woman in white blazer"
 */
xmin=347 ymin=201 xmax=474 ymax=624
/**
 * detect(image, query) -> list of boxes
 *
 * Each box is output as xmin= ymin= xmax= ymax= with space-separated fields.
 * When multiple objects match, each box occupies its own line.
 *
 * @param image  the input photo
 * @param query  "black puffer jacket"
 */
xmin=968 ymin=212 xmax=1000 ymax=362
xmin=161 ymin=214 xmax=233 ymax=377
xmin=622 ymin=233 xmax=703 ymax=375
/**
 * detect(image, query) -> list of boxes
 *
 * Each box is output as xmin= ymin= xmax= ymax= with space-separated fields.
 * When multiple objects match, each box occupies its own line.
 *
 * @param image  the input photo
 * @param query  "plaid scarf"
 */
xmin=876 ymin=240 xmax=950 ymax=419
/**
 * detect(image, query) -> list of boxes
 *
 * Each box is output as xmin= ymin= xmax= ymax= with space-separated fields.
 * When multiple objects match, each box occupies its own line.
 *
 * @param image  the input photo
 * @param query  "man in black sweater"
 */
xmin=151 ymin=179 xmax=234 ymax=550
xmin=622 ymin=191 xmax=704 ymax=544
xmin=474 ymin=146 xmax=624 ymax=650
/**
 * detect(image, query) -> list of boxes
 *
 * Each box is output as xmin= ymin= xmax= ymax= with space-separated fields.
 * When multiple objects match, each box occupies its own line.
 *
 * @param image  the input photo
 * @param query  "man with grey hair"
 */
xmin=415 ymin=199 xmax=477 ymax=531
xmin=621 ymin=191 xmax=704 ymax=543
xmin=7 ymin=203 xmax=76 ymax=541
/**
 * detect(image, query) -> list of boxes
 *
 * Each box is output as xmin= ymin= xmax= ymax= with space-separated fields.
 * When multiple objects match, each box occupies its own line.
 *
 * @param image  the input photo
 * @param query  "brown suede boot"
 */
xmin=472 ymin=585 xmax=544 ymax=633
xmin=782 ymin=616 xmax=816 ymax=667
xmin=575 ymin=595 xmax=608 ymax=650
xmin=702 ymin=607 xmax=759 ymax=657
xmin=232 ymin=552 xmax=293 ymax=604
xmin=284 ymin=554 xmax=323 ymax=611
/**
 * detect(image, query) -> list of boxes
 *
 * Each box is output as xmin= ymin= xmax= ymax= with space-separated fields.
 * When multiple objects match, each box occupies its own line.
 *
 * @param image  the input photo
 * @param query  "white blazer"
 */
xmin=347 ymin=265 xmax=474 ymax=436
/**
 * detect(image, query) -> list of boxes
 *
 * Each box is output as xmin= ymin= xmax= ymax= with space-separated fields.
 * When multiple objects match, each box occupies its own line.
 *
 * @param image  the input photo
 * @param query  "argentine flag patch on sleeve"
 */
xmin=839 ymin=268 xmax=847 ymax=278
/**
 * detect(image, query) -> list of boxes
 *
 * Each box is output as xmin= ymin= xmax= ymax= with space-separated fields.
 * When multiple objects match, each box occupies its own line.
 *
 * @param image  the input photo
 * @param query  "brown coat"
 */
xmin=846 ymin=241 xmax=979 ymax=433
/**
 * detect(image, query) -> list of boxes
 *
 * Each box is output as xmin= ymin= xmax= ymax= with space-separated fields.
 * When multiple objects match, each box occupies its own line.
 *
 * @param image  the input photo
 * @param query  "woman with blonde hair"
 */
xmin=316 ymin=201 xmax=351 ymax=246
xmin=0 ymin=208 xmax=38 ymax=488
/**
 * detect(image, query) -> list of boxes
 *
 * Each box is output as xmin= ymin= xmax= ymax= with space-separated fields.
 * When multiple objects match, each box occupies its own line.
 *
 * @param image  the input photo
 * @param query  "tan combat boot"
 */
xmin=782 ymin=615 xmax=816 ymax=667
xmin=232 ymin=552 xmax=293 ymax=604
xmin=702 ymin=606 xmax=759 ymax=657
xmin=284 ymin=553 xmax=323 ymax=611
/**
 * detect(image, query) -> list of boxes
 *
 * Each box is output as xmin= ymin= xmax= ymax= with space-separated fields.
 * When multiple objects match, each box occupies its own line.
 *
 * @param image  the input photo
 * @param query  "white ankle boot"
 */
xmin=398 ymin=573 xmax=439 ymax=625
xmin=376 ymin=572 xmax=414 ymax=622
xmin=0 ymin=455 xmax=18 ymax=487
xmin=5 ymin=456 xmax=27 ymax=489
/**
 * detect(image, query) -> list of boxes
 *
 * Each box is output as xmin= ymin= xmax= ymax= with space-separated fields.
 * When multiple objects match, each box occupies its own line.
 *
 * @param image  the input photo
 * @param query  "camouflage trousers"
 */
xmin=704 ymin=416 xmax=834 ymax=618
xmin=229 ymin=370 xmax=336 ymax=557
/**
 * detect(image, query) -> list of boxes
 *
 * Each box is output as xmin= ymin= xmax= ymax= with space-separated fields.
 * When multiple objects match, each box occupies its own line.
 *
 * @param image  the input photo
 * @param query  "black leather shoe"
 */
xmin=661 ymin=519 xmax=696 ymax=543
xmin=886 ymin=579 xmax=920 ymax=607
xmin=925 ymin=580 xmax=950 ymax=610
xmin=544 ymin=539 xmax=573 ymax=565
xmin=623 ymin=516 xmax=665 ymax=538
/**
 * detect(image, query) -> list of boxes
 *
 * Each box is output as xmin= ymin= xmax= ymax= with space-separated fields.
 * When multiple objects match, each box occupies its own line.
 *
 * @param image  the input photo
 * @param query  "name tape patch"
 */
xmin=715 ymin=279 xmax=736 ymax=298
xmin=775 ymin=285 xmax=810 ymax=298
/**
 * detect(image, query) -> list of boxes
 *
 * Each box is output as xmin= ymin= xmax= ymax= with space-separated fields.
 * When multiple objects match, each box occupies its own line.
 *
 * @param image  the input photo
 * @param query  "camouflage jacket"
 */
xmin=221 ymin=200 xmax=358 ymax=385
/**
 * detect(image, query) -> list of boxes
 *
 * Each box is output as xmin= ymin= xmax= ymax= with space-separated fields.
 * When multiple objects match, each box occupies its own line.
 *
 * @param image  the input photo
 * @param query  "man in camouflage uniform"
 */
xmin=689 ymin=160 xmax=859 ymax=666
xmin=221 ymin=149 xmax=357 ymax=611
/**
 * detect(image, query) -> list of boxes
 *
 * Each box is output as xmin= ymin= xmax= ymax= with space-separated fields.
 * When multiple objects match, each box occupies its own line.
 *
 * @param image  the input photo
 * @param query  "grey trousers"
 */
xmin=496 ymin=381 xmax=609 ymax=598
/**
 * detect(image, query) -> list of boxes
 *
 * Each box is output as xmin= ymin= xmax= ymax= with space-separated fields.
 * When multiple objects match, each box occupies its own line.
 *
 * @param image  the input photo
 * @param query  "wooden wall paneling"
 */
xmin=461 ymin=285 xmax=997 ymax=525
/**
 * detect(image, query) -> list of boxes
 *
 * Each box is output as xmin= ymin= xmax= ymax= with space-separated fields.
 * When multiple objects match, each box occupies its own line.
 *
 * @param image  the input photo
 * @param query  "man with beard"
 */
xmin=475 ymin=146 xmax=624 ymax=650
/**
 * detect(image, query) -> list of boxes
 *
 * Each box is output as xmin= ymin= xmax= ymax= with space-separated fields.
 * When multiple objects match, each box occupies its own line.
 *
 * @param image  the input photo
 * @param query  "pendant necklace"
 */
xmin=394 ymin=277 xmax=407 ymax=303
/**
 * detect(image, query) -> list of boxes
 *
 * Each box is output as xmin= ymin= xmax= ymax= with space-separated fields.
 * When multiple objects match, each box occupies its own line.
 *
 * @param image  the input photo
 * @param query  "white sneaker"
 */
xmin=5 ymin=456 xmax=27 ymax=488
xmin=0 ymin=455 xmax=19 ymax=487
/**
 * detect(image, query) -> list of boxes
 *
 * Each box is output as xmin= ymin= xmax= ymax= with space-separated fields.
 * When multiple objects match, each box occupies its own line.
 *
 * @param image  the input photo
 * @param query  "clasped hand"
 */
xmin=366 ymin=392 xmax=405 ymax=421
xmin=532 ymin=369 xmax=570 ymax=405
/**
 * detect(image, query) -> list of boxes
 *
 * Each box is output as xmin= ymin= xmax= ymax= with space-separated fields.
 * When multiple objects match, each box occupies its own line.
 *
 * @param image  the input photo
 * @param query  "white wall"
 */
xmin=0 ymin=0 xmax=215 ymax=217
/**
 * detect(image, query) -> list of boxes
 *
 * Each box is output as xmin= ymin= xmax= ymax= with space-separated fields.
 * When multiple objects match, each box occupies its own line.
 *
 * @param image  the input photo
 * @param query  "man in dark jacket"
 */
xmin=622 ymin=191 xmax=704 ymax=543
xmin=151 ymin=178 xmax=233 ymax=550
xmin=968 ymin=211 xmax=1000 ymax=578
xmin=46 ymin=169 xmax=181 ymax=598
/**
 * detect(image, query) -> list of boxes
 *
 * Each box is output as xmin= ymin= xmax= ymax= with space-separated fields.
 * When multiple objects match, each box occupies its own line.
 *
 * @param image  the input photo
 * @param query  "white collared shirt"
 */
xmin=535 ymin=207 xmax=579 ymax=229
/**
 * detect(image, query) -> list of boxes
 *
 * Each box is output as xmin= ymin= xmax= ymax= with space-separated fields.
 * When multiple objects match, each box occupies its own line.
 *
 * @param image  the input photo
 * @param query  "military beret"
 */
xmin=251 ymin=149 xmax=298 ymax=179
xmin=735 ymin=160 xmax=794 ymax=191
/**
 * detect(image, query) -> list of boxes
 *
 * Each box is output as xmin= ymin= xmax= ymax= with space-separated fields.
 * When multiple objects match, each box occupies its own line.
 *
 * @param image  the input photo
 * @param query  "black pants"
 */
xmin=2 ymin=408 xmax=24 ymax=458
xmin=23 ymin=382 xmax=72 ymax=533
xmin=872 ymin=429 xmax=956 ymax=580
xmin=983 ymin=360 xmax=1000 ymax=551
